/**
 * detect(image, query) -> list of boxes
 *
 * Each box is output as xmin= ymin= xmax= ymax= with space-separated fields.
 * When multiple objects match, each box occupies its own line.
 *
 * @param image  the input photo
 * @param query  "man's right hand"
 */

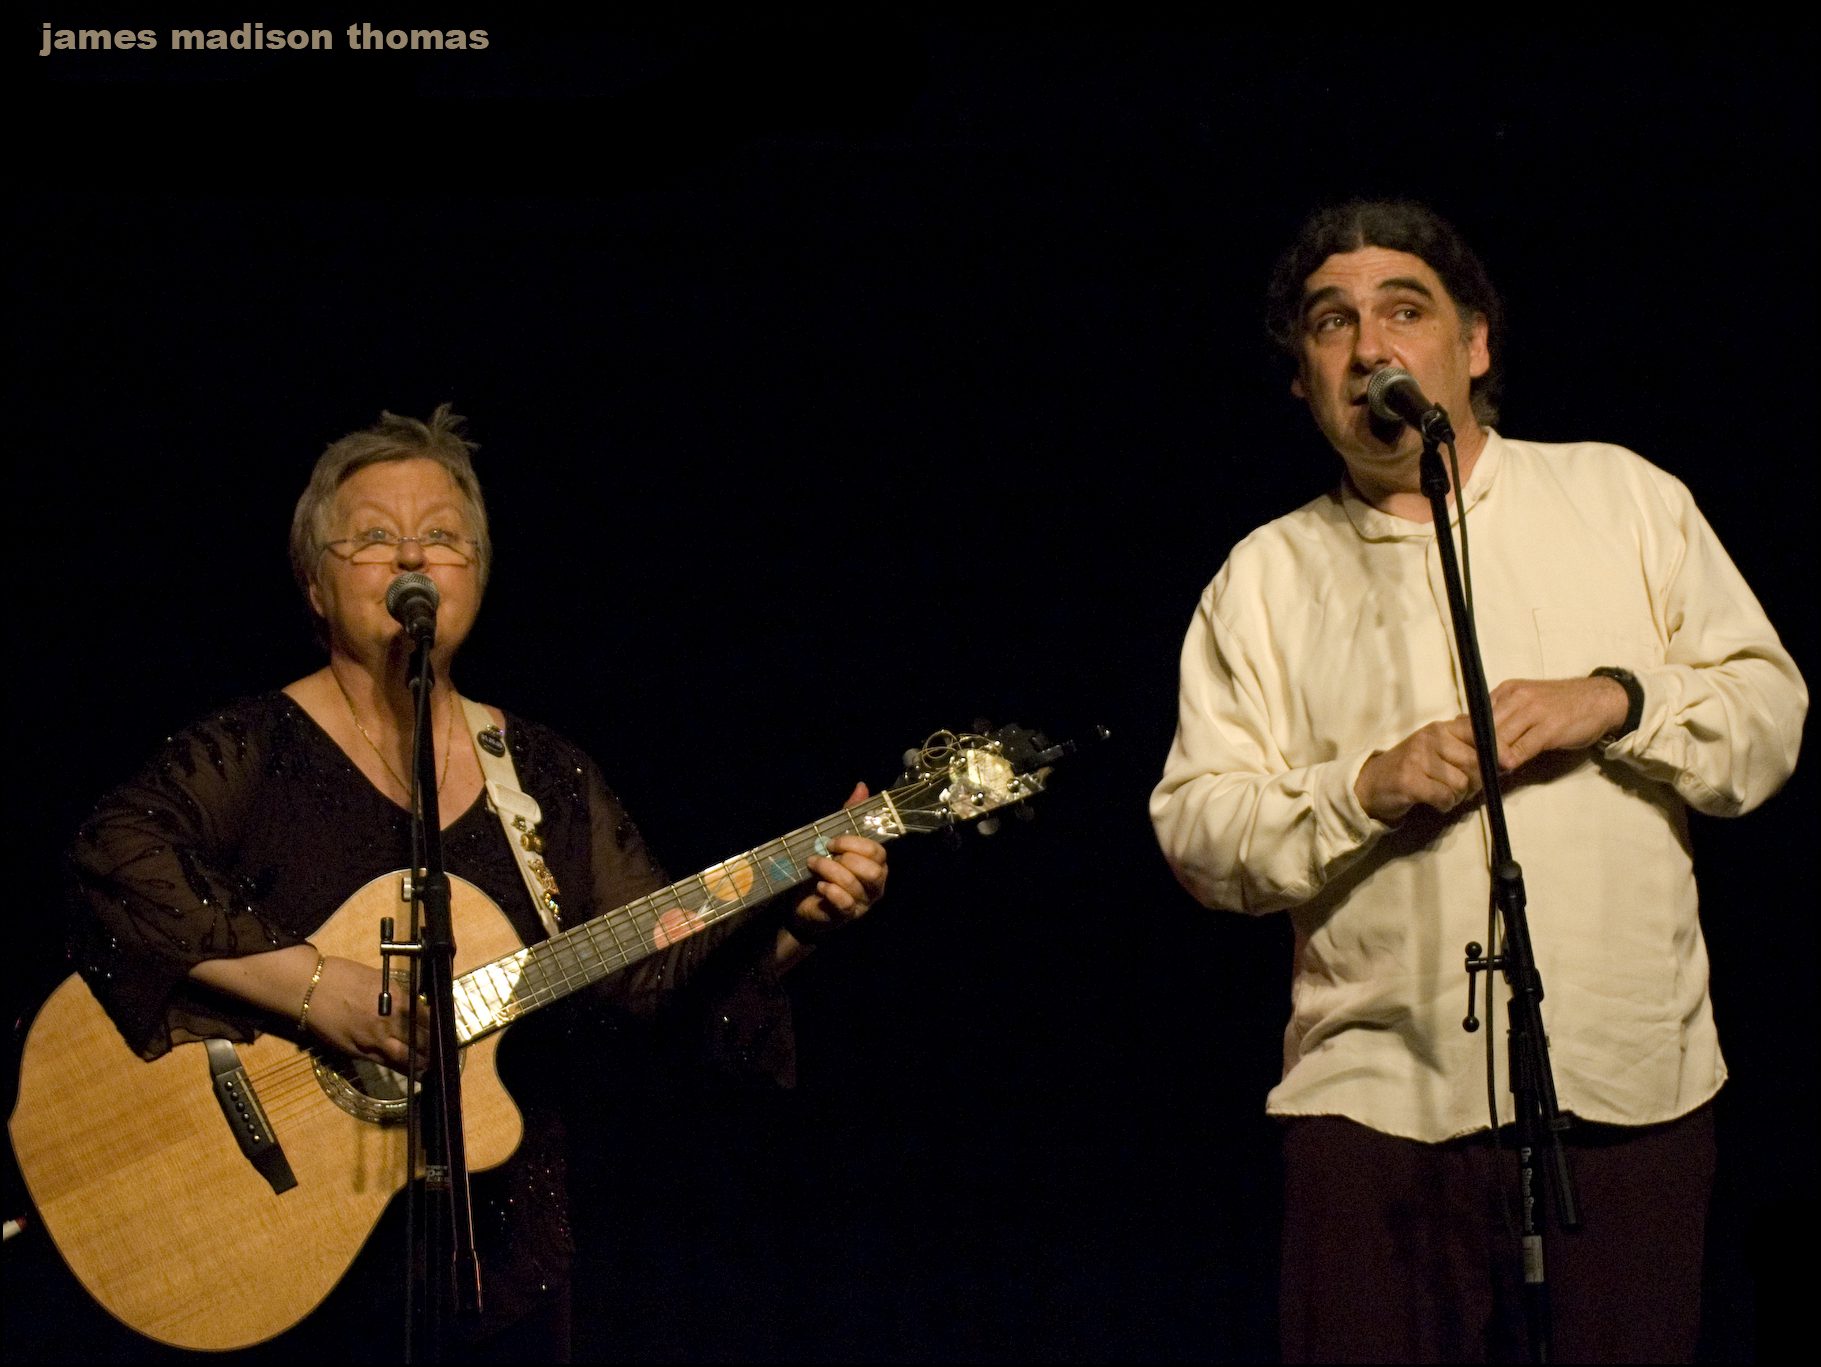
xmin=1354 ymin=715 xmax=1483 ymax=823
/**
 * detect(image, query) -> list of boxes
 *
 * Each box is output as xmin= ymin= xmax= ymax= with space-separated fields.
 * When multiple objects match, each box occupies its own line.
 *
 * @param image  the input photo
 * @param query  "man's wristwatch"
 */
xmin=1590 ymin=666 xmax=1643 ymax=741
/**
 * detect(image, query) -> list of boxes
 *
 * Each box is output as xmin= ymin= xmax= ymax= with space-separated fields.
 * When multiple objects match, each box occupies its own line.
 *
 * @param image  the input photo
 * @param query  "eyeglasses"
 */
xmin=319 ymin=528 xmax=482 ymax=567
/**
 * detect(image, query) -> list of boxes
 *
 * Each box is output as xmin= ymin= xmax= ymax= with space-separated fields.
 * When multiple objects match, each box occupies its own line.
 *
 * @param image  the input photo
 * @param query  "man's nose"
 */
xmin=1352 ymin=316 xmax=1398 ymax=371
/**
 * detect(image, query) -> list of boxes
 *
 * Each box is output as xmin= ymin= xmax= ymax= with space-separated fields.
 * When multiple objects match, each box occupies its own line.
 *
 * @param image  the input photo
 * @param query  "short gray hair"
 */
xmin=289 ymin=405 xmax=491 ymax=641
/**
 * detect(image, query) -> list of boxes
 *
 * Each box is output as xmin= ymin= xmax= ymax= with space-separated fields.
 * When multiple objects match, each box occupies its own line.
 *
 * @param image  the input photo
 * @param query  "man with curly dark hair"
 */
xmin=1153 ymin=201 xmax=1805 ymax=1363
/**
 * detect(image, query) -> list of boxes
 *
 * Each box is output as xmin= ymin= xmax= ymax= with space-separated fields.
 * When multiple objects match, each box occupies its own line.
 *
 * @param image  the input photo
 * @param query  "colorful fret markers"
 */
xmin=651 ymin=907 xmax=709 ymax=948
xmin=702 ymin=857 xmax=756 ymax=902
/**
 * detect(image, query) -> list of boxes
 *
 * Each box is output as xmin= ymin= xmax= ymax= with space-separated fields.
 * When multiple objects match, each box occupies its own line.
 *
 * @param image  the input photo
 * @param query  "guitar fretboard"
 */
xmin=449 ymin=791 xmax=910 ymax=1043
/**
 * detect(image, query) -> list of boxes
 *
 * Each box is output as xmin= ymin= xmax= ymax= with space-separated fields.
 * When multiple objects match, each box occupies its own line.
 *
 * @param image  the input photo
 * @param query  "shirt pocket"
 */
xmin=1533 ymin=607 xmax=1664 ymax=678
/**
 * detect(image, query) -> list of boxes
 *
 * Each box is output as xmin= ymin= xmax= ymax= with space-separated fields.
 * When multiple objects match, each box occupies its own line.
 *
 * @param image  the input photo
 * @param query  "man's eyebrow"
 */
xmin=1300 ymin=284 xmax=1347 ymax=317
xmin=1379 ymin=276 xmax=1436 ymax=299
xmin=1300 ymin=276 xmax=1439 ymax=320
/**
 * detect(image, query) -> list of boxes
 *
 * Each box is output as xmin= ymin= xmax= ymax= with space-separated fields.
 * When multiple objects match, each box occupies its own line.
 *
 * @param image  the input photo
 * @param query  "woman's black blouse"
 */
xmin=65 ymin=692 xmax=795 ymax=1338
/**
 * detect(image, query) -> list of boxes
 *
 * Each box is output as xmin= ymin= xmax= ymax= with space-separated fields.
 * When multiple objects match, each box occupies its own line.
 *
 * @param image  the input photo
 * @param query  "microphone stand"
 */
xmin=1417 ymin=422 xmax=1579 ymax=1364
xmin=387 ymin=629 xmax=482 ymax=1362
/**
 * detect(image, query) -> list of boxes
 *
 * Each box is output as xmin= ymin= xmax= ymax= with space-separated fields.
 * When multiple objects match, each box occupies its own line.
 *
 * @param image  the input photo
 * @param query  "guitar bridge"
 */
xmin=205 ymin=1039 xmax=297 ymax=1195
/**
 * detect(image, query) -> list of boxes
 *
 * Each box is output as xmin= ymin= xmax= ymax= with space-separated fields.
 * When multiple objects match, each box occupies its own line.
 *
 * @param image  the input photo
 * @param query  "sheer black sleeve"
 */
xmin=64 ymin=701 xmax=303 ymax=1059
xmin=560 ymin=750 xmax=797 ymax=1088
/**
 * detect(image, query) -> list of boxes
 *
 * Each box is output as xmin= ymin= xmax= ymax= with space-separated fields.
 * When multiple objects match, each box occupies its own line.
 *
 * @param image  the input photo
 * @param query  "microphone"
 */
xmin=1366 ymin=367 xmax=1455 ymax=443
xmin=386 ymin=571 xmax=440 ymax=644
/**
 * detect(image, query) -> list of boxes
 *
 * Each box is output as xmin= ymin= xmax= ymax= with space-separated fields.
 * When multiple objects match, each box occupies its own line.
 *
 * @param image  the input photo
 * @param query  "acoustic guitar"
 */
xmin=10 ymin=724 xmax=1071 ymax=1350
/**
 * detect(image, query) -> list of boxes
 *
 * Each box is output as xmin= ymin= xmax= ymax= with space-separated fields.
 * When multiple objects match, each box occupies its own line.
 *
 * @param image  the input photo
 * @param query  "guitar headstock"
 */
xmin=885 ymin=723 xmax=1082 ymax=834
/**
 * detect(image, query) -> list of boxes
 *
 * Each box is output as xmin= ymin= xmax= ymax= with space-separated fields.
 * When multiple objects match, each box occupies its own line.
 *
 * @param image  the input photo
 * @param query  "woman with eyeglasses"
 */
xmin=56 ymin=406 xmax=888 ymax=1361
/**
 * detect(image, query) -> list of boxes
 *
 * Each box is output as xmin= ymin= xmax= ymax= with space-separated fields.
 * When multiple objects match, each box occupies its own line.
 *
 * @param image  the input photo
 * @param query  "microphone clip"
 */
xmin=1415 ymin=404 xmax=1455 ymax=445
xmin=1366 ymin=367 xmax=1456 ymax=446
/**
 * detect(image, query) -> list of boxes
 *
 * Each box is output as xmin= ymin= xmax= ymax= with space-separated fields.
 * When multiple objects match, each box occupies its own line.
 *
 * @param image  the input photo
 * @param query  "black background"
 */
xmin=7 ymin=13 xmax=1816 ymax=1363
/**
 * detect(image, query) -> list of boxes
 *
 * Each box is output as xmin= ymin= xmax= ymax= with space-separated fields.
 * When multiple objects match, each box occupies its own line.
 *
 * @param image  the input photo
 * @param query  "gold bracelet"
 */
xmin=296 ymin=949 xmax=327 ymax=1035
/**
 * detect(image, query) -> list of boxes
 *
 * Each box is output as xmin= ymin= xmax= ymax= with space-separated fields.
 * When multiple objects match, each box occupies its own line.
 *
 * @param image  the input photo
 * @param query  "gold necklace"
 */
xmin=331 ymin=668 xmax=456 ymax=798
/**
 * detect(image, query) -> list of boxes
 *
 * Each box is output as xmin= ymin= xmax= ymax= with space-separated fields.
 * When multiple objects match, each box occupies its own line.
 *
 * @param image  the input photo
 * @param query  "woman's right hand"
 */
xmin=300 ymin=956 xmax=427 ymax=1069
xmin=189 ymin=943 xmax=426 ymax=1069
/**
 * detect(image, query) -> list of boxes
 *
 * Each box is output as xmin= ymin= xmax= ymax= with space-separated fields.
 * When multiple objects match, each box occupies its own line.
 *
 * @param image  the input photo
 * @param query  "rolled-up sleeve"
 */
xmin=1150 ymin=587 xmax=1388 ymax=915
xmin=1604 ymin=470 xmax=1806 ymax=816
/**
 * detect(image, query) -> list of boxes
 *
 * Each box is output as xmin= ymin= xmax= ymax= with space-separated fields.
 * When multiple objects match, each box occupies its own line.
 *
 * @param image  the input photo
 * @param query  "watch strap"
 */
xmin=1590 ymin=666 xmax=1643 ymax=740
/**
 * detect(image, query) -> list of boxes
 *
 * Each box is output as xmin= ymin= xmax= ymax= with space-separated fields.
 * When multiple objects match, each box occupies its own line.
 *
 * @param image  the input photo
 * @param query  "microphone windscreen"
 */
xmin=385 ymin=571 xmax=441 ymax=620
xmin=1366 ymin=367 xmax=1419 ymax=423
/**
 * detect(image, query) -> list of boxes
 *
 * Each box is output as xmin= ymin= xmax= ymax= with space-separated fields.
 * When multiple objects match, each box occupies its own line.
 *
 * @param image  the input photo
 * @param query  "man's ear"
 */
xmin=1290 ymin=370 xmax=1307 ymax=400
xmin=1467 ymin=314 xmax=1491 ymax=379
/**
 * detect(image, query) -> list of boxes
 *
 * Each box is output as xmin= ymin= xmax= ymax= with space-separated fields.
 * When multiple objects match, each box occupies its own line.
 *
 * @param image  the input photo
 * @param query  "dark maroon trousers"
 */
xmin=1279 ymin=1104 xmax=1715 ymax=1364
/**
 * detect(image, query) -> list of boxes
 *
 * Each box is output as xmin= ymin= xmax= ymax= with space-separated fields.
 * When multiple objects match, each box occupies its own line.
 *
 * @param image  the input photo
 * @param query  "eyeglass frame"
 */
xmin=317 ymin=528 xmax=485 ymax=566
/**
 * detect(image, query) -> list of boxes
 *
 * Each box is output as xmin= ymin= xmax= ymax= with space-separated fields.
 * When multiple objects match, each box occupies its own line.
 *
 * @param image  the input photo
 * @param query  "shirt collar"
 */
xmin=1339 ymin=429 xmax=1506 ymax=542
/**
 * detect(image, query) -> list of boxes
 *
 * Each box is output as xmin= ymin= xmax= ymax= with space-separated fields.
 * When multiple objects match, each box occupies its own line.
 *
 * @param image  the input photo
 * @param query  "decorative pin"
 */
xmin=512 ymin=814 xmax=547 ymax=853
xmin=527 ymin=853 xmax=561 ymax=913
xmin=477 ymin=726 xmax=507 ymax=757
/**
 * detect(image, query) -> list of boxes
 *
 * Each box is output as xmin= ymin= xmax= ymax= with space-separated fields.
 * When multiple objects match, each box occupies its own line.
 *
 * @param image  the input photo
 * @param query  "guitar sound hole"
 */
xmin=312 ymin=1050 xmax=461 ymax=1124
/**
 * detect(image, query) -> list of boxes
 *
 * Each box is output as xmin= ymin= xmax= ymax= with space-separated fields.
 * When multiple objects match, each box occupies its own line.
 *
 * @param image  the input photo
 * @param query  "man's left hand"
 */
xmin=1489 ymin=676 xmax=1630 ymax=773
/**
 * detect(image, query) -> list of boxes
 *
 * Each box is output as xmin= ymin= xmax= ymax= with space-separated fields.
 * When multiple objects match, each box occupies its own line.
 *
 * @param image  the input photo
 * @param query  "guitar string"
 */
xmin=252 ymin=795 xmax=919 ymax=1115
xmin=253 ymin=795 xmax=905 ymax=1110
xmin=250 ymin=840 xmax=846 ymax=1118
xmin=252 ymin=776 xmax=973 ymax=1118
xmin=554 ymin=777 xmax=968 ymax=998
xmin=278 ymin=785 xmax=934 ymax=1049
xmin=415 ymin=747 xmax=975 ymax=1032
xmin=509 ymin=790 xmax=921 ymax=1009
xmin=520 ymin=793 xmax=893 ymax=980
xmin=523 ymin=796 xmax=886 ymax=999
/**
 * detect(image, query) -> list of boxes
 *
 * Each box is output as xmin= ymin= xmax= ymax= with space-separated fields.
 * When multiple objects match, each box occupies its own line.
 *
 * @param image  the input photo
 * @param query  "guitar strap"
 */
xmin=460 ymin=697 xmax=563 ymax=937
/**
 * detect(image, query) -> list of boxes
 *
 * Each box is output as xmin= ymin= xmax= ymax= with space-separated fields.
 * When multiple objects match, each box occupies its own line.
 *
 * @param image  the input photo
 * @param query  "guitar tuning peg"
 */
xmin=940 ymin=825 xmax=963 ymax=851
xmin=902 ymin=747 xmax=922 ymax=770
xmin=976 ymin=817 xmax=1001 ymax=837
xmin=1014 ymin=803 xmax=1036 ymax=821
xmin=972 ymin=717 xmax=992 ymax=736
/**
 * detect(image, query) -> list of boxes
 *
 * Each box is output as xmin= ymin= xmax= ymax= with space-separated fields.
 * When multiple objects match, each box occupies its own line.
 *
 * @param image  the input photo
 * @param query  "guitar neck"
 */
xmin=450 ymin=791 xmax=909 ymax=1044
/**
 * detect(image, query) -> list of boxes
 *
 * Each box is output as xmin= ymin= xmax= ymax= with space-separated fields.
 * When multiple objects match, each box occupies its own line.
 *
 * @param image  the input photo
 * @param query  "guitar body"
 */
xmin=9 ymin=873 xmax=527 ymax=1352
